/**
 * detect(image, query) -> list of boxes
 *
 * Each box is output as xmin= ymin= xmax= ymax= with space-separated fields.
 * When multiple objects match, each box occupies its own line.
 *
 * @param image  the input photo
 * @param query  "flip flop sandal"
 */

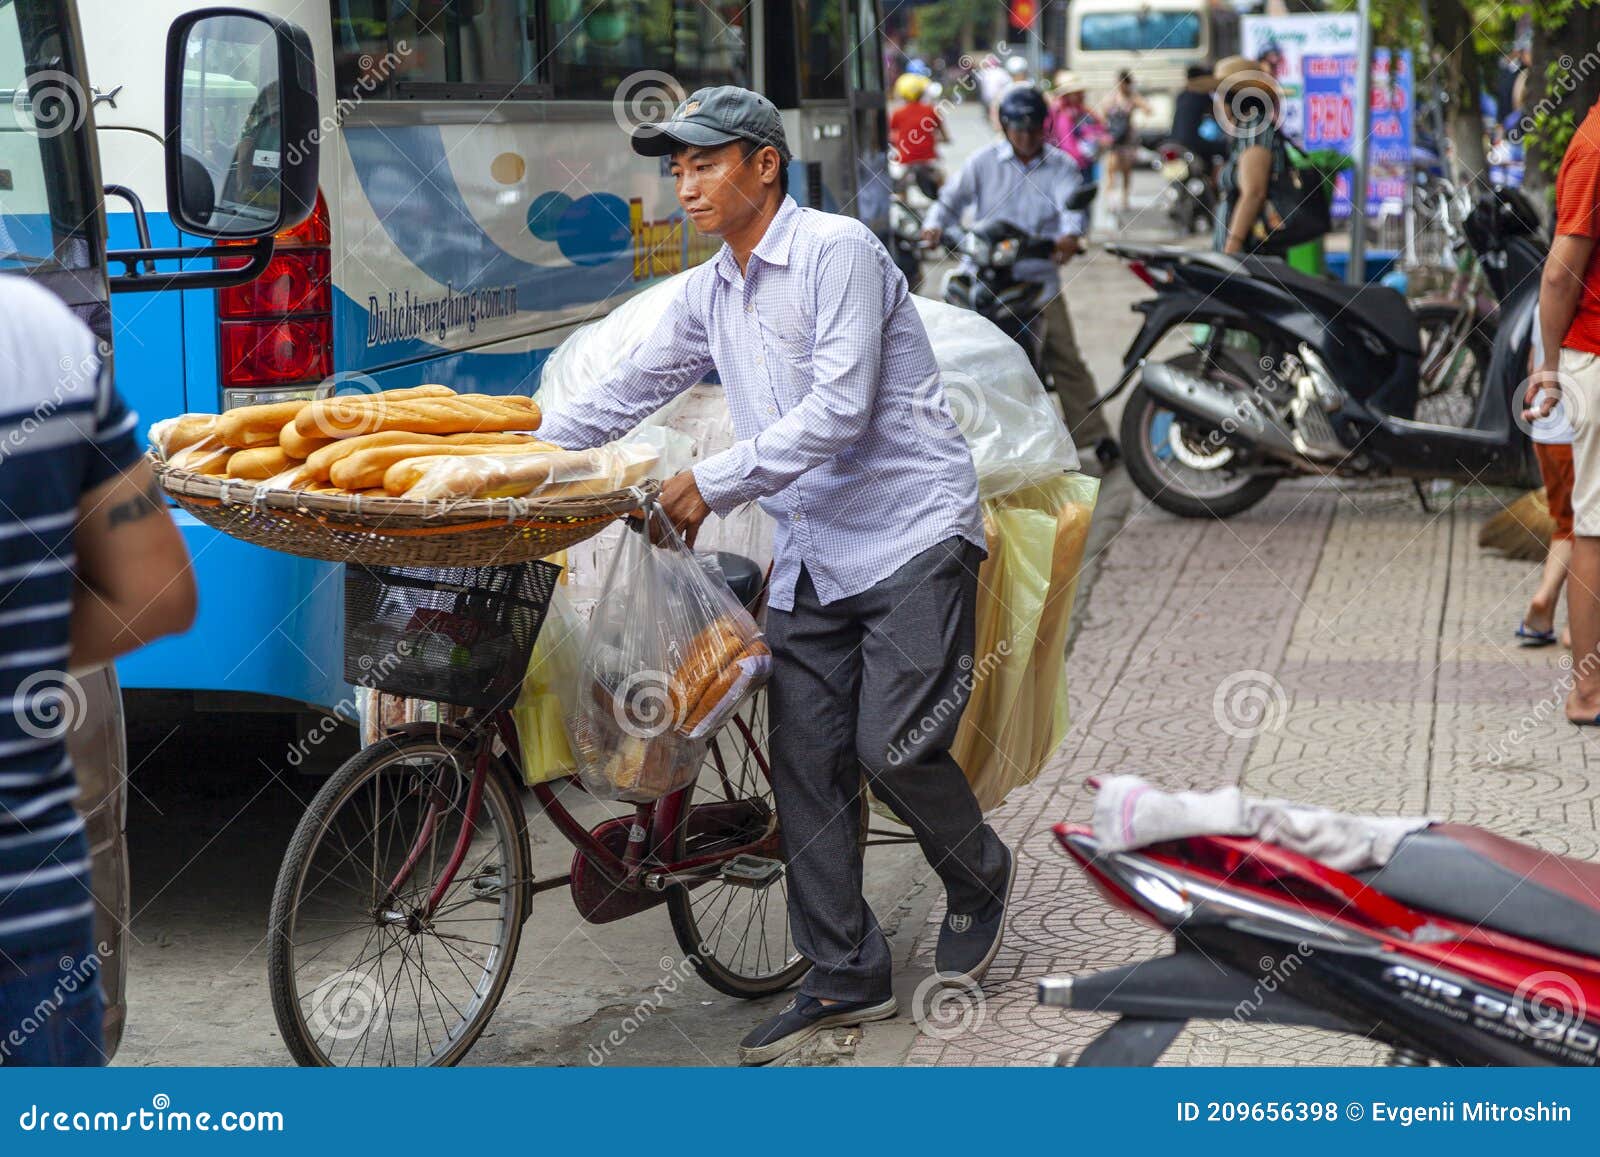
xmin=1516 ymin=621 xmax=1558 ymax=647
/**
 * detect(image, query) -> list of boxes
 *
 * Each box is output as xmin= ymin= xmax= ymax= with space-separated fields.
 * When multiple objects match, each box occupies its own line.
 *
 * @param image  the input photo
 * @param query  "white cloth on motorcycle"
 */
xmin=1089 ymin=774 xmax=1431 ymax=872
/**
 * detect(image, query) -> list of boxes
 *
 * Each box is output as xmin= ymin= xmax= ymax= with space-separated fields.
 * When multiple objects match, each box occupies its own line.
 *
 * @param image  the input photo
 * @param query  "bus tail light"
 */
xmin=218 ymin=190 xmax=332 ymax=397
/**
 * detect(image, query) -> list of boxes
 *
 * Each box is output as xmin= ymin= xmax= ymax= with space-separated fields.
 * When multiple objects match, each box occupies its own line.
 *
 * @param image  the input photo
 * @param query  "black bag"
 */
xmin=1253 ymin=136 xmax=1332 ymax=256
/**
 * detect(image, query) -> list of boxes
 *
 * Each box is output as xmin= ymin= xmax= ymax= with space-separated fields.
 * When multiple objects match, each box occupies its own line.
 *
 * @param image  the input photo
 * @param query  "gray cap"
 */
xmin=631 ymin=85 xmax=791 ymax=161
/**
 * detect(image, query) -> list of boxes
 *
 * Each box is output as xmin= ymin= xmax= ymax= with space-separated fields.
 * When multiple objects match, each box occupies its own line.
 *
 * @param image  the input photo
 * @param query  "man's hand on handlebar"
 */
xmin=1054 ymin=234 xmax=1084 ymax=264
xmin=919 ymin=227 xmax=943 ymax=249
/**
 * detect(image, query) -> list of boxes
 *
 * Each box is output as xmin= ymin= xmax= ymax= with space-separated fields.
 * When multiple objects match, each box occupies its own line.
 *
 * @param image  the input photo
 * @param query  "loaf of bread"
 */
xmin=294 ymin=390 xmax=539 ymax=439
xmin=667 ymin=619 xmax=748 ymax=724
xmin=279 ymin=422 xmax=334 ymax=460
xmin=292 ymin=384 xmax=456 ymax=438
xmin=394 ymin=443 xmax=658 ymax=500
xmin=226 ymin=445 xmax=293 ymax=480
xmin=216 ymin=400 xmax=310 ymax=449
xmin=151 ymin=414 xmax=217 ymax=456
xmin=331 ymin=440 xmax=555 ymax=492
xmin=682 ymin=640 xmax=772 ymax=734
xmin=303 ymin=430 xmax=538 ymax=482
xmin=169 ymin=435 xmax=233 ymax=475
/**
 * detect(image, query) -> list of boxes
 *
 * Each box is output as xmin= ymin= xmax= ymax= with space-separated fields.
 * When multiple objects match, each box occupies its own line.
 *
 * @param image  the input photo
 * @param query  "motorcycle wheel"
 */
xmin=1412 ymin=302 xmax=1493 ymax=428
xmin=1120 ymin=354 xmax=1280 ymax=520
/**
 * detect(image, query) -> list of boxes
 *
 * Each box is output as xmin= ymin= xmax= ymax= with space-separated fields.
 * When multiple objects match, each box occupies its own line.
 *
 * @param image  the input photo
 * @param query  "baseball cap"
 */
xmin=631 ymin=86 xmax=792 ymax=161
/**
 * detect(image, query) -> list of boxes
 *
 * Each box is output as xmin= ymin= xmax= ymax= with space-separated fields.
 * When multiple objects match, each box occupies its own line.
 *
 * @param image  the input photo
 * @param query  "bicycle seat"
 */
xmin=712 ymin=551 xmax=764 ymax=612
xmin=1355 ymin=824 xmax=1600 ymax=957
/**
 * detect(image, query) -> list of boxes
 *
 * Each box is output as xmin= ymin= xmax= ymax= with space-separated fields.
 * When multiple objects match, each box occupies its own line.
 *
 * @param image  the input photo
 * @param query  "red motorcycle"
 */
xmin=1040 ymin=818 xmax=1600 ymax=1066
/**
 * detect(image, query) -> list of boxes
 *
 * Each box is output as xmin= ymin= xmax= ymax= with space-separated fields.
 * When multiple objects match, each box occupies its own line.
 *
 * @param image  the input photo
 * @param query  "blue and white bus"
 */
xmin=81 ymin=0 xmax=887 ymax=712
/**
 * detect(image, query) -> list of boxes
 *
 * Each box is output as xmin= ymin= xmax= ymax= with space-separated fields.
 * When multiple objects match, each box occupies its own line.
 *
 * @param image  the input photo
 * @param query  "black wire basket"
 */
xmin=343 ymin=561 xmax=562 ymax=710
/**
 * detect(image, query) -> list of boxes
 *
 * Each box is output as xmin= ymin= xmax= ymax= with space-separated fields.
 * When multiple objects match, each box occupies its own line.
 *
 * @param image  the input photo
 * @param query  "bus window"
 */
xmin=332 ymin=0 xmax=539 ymax=98
xmin=1079 ymin=10 xmax=1201 ymax=53
xmin=546 ymin=0 xmax=749 ymax=100
xmin=848 ymin=0 xmax=882 ymax=95
xmin=797 ymin=0 xmax=846 ymax=101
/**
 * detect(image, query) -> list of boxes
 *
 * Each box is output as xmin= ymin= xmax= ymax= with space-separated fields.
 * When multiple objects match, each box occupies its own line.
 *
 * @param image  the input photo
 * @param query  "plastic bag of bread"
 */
xmin=561 ymin=502 xmax=768 ymax=802
xmin=394 ymin=438 xmax=663 ymax=501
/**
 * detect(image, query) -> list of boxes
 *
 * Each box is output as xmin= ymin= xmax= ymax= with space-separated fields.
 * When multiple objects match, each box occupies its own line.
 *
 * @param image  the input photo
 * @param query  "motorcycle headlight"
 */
xmin=959 ymin=233 xmax=993 ymax=265
xmin=992 ymin=238 xmax=1019 ymax=267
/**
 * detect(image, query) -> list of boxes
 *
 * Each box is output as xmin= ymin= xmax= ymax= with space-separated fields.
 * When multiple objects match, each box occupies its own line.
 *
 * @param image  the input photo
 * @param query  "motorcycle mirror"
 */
xmin=1066 ymin=183 xmax=1099 ymax=212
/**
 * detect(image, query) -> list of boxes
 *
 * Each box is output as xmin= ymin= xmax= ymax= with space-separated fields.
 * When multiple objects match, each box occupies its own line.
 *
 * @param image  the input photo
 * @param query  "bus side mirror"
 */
xmin=163 ymin=8 xmax=319 ymax=239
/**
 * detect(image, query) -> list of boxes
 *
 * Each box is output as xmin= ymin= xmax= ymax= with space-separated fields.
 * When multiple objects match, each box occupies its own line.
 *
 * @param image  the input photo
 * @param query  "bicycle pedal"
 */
xmin=719 ymin=854 xmax=784 ymax=889
xmin=469 ymin=867 xmax=503 ymax=902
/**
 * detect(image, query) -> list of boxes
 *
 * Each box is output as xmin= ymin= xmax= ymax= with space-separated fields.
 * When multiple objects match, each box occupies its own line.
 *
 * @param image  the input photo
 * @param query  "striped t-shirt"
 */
xmin=0 ymin=275 xmax=140 ymax=957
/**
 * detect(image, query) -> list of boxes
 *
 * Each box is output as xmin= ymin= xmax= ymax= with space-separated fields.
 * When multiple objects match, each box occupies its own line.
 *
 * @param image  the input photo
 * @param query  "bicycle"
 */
xmin=266 ymin=550 xmax=912 ymax=1066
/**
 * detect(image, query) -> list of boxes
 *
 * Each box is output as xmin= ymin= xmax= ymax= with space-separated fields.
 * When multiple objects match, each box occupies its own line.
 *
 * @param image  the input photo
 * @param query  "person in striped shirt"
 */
xmin=0 ymin=275 xmax=195 ymax=1065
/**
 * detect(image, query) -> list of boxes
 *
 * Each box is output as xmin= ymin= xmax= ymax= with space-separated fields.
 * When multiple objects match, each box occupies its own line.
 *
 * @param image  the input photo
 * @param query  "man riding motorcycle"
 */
xmin=922 ymin=86 xmax=1117 ymax=467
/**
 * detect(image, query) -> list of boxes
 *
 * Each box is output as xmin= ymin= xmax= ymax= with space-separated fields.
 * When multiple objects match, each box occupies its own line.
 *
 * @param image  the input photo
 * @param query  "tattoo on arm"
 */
xmin=107 ymin=478 xmax=162 ymax=529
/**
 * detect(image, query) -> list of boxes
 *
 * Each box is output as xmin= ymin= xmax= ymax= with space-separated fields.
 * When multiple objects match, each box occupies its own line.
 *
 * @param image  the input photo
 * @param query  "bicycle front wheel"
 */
xmin=268 ymin=733 xmax=529 ymax=1066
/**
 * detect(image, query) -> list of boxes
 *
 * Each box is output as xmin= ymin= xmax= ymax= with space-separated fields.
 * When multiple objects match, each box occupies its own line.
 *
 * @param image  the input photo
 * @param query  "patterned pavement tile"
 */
xmin=887 ymin=480 xmax=1600 ymax=1068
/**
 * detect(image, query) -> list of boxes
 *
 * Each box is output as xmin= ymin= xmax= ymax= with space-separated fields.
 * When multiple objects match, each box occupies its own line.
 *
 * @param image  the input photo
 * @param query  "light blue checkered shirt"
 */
xmin=923 ymin=139 xmax=1087 ymax=299
xmin=537 ymin=196 xmax=986 ymax=611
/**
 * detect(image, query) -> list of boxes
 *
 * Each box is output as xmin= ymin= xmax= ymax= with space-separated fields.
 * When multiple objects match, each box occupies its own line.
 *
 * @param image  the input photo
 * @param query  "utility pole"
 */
xmin=1347 ymin=0 xmax=1373 ymax=284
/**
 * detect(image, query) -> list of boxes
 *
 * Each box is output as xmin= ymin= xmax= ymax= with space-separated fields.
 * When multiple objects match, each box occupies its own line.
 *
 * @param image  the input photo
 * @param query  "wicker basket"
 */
xmin=152 ymin=453 xmax=651 ymax=567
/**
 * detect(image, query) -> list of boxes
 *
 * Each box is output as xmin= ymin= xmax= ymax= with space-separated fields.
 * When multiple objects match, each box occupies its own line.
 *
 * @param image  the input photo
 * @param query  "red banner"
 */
xmin=1009 ymin=0 xmax=1037 ymax=30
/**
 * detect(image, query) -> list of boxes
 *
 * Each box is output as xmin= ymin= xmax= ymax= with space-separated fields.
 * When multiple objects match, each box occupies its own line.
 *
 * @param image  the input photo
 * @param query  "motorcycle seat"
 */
xmin=1237 ymin=257 xmax=1422 ymax=356
xmin=1355 ymin=823 xmax=1600 ymax=958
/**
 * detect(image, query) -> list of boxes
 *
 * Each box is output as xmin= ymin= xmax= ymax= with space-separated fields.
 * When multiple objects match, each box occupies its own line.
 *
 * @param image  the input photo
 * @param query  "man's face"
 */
xmin=669 ymin=142 xmax=773 ymax=237
xmin=1004 ymin=123 xmax=1045 ymax=160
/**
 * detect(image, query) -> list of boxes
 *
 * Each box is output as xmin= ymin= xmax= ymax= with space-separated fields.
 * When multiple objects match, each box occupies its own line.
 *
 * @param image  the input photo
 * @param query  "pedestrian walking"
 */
xmin=1518 ymin=300 xmax=1575 ymax=648
xmin=923 ymin=86 xmax=1117 ymax=465
xmin=1523 ymin=95 xmax=1600 ymax=724
xmin=0 ymin=275 xmax=195 ymax=1065
xmin=1098 ymin=69 xmax=1149 ymax=216
xmin=536 ymin=87 xmax=1014 ymax=1065
xmin=1214 ymin=57 xmax=1281 ymax=254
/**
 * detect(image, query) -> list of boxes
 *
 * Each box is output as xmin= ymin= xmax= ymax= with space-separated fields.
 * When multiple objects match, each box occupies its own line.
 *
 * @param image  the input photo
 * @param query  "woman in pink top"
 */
xmin=1045 ymin=72 xmax=1107 ymax=175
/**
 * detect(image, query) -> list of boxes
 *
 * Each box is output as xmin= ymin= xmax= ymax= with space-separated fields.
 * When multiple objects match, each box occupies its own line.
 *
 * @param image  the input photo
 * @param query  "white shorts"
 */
xmin=1565 ymin=348 xmax=1600 ymax=536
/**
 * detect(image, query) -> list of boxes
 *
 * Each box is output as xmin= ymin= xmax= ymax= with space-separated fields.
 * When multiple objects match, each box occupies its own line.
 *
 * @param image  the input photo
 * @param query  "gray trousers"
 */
xmin=765 ymin=537 xmax=1009 ymax=1001
xmin=1033 ymin=293 xmax=1110 ymax=447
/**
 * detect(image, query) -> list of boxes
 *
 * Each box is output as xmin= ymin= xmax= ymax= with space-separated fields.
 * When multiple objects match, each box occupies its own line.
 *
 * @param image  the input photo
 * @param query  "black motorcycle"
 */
xmin=1155 ymin=140 xmax=1217 ymax=237
xmin=938 ymin=182 xmax=1100 ymax=367
xmin=1095 ymin=184 xmax=1547 ymax=519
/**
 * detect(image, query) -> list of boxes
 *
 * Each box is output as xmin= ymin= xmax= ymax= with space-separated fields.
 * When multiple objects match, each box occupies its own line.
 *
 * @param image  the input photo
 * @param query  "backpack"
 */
xmin=1252 ymin=135 xmax=1333 ymax=255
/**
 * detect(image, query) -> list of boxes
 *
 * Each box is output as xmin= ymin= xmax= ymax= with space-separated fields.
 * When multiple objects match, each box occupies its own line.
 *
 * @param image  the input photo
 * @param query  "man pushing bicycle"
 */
xmin=537 ymin=86 xmax=1014 ymax=1065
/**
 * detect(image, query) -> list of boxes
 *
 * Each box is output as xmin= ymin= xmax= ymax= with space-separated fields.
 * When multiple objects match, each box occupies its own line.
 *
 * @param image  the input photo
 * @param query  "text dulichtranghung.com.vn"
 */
xmin=16 ymin=1094 xmax=284 ymax=1134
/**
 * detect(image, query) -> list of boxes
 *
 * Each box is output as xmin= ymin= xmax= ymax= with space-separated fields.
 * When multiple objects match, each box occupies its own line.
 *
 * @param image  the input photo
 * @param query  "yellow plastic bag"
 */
xmin=511 ymin=584 xmax=584 ymax=786
xmin=952 ymin=472 xmax=1098 ymax=812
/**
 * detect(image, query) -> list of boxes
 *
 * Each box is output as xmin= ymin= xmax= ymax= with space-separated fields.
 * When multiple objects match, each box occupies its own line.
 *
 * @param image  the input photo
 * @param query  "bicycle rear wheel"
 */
xmin=267 ymin=732 xmax=529 ymax=1066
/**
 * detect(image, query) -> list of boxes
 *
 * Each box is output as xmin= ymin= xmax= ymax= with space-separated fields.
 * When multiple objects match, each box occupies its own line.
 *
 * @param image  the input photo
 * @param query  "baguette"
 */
xmin=682 ymin=640 xmax=771 ymax=734
xmin=393 ymin=446 xmax=644 ymax=500
xmin=295 ymin=390 xmax=536 ymax=439
xmin=279 ymin=422 xmax=334 ymax=460
xmin=154 ymin=414 xmax=217 ymax=456
xmin=667 ymin=619 xmax=747 ymax=724
xmin=216 ymin=400 xmax=309 ymax=449
xmin=381 ymin=444 xmax=569 ymax=496
xmin=303 ymin=430 xmax=538 ymax=482
xmin=333 ymin=440 xmax=555 ymax=492
xmin=292 ymin=384 xmax=455 ymax=438
xmin=169 ymin=435 xmax=233 ymax=476
xmin=226 ymin=445 xmax=293 ymax=480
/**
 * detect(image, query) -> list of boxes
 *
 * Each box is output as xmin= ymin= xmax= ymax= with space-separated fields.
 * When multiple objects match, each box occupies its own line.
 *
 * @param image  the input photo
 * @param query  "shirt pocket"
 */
xmin=768 ymin=329 xmax=815 ymax=409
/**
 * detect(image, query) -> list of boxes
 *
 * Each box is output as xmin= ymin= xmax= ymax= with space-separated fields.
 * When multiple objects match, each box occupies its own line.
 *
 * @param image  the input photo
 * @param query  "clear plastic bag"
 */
xmin=395 ymin=440 xmax=662 ymax=500
xmin=563 ymin=503 xmax=769 ymax=802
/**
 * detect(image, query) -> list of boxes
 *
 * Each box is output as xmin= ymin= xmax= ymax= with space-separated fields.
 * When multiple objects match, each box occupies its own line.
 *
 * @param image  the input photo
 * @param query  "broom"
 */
xmin=1478 ymin=489 xmax=1555 ymax=561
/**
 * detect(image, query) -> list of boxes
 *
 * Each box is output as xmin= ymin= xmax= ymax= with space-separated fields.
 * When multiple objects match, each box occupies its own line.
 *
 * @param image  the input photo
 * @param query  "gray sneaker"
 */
xmin=934 ymin=843 xmax=1015 ymax=988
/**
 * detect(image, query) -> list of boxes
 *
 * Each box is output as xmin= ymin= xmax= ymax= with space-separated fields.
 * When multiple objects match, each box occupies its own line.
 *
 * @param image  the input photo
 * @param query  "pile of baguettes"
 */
xmin=149 ymin=385 xmax=658 ymax=502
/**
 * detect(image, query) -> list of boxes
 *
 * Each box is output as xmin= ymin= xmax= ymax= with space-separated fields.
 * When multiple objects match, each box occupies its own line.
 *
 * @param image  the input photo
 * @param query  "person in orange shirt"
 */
xmin=889 ymin=72 xmax=948 ymax=198
xmin=1525 ymin=98 xmax=1600 ymax=724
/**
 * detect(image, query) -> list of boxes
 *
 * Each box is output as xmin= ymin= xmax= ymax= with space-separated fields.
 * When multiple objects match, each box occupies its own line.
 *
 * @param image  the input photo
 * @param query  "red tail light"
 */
xmin=1127 ymin=260 xmax=1174 ymax=289
xmin=219 ymin=191 xmax=332 ymax=395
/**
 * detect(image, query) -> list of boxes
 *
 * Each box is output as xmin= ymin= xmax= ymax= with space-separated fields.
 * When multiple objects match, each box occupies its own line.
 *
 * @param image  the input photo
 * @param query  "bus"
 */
xmin=78 ymin=0 xmax=887 ymax=714
xmin=1065 ymin=0 xmax=1241 ymax=138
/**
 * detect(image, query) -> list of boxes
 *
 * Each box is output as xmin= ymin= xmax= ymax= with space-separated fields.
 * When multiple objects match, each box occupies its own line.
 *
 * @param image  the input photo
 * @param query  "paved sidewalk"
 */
xmin=866 ymin=478 xmax=1591 ymax=1066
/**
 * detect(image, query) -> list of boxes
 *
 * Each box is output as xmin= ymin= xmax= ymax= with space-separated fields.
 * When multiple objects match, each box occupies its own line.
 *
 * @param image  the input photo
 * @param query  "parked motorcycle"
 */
xmin=1096 ymin=184 xmax=1545 ymax=519
xmin=938 ymin=182 xmax=1100 ymax=367
xmin=1155 ymin=141 xmax=1217 ymax=237
xmin=1040 ymin=816 xmax=1600 ymax=1066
